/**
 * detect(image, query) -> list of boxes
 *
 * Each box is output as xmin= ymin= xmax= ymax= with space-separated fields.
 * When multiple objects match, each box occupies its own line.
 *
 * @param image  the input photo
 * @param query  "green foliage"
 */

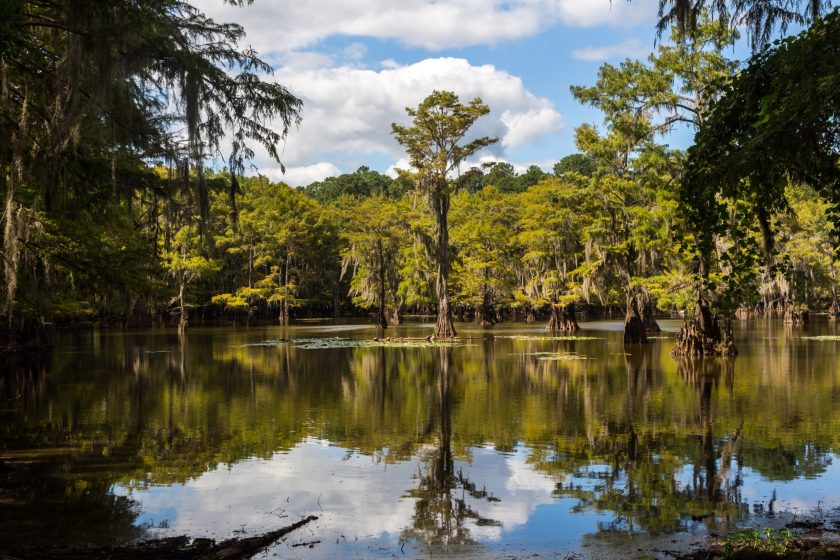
xmin=553 ymin=154 xmax=596 ymax=178
xmin=649 ymin=0 xmax=833 ymax=50
xmin=723 ymin=528 xmax=801 ymax=557
xmin=391 ymin=91 xmax=497 ymax=195
xmin=516 ymin=178 xmax=588 ymax=309
xmin=0 ymin=0 xmax=301 ymax=329
xmin=683 ymin=9 xmax=840 ymax=265
xmin=450 ymin=187 xmax=520 ymax=315
xmin=338 ymin=194 xmax=405 ymax=322
xmin=303 ymin=167 xmax=406 ymax=203
xmin=213 ymin=176 xmax=338 ymax=323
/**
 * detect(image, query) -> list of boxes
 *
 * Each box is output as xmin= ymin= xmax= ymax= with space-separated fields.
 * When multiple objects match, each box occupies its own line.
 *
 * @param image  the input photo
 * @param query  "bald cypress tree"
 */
xmin=0 ymin=0 xmax=301 ymax=344
xmin=392 ymin=91 xmax=496 ymax=338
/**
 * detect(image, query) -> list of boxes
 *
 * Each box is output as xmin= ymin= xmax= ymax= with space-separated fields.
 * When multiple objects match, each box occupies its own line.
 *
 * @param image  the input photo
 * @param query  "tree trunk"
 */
xmin=639 ymin=295 xmax=661 ymax=333
xmin=829 ymin=299 xmax=840 ymax=322
xmin=333 ymin=271 xmax=342 ymax=320
xmin=623 ymin=295 xmax=647 ymax=344
xmin=475 ymin=289 xmax=496 ymax=327
xmin=178 ymin=279 xmax=187 ymax=333
xmin=433 ymin=192 xmax=456 ymax=338
xmin=783 ymin=306 xmax=808 ymax=326
xmin=672 ymin=298 xmax=737 ymax=356
xmin=376 ymin=241 xmax=388 ymax=331
xmin=389 ymin=302 xmax=403 ymax=325
xmin=546 ymin=301 xmax=579 ymax=333
xmin=279 ymin=253 xmax=290 ymax=326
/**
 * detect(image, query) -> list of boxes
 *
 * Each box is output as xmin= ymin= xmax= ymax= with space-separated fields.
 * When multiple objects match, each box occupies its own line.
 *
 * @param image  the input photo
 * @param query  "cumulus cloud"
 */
xmin=271 ymin=57 xmax=563 ymax=171
xmin=501 ymin=107 xmax=564 ymax=148
xmin=571 ymin=37 xmax=650 ymax=61
xmin=343 ymin=42 xmax=368 ymax=62
xmin=262 ymin=162 xmax=342 ymax=186
xmin=192 ymin=0 xmax=657 ymax=52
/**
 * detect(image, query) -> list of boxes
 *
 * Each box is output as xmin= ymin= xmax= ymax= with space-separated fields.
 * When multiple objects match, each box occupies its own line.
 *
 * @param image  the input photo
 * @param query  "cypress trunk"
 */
xmin=672 ymin=299 xmax=737 ymax=356
xmin=546 ymin=301 xmax=579 ymax=333
xmin=829 ymin=299 xmax=840 ymax=322
xmin=433 ymin=193 xmax=456 ymax=338
xmin=623 ymin=295 xmax=647 ymax=344
xmin=640 ymin=296 xmax=661 ymax=333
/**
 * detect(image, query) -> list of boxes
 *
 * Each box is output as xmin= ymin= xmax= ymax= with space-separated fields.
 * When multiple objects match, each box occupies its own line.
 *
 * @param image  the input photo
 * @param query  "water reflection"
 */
xmin=0 ymin=321 xmax=839 ymax=556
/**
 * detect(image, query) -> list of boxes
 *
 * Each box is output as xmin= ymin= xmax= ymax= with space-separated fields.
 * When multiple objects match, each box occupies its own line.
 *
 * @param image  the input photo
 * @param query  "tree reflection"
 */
xmin=551 ymin=355 xmax=748 ymax=535
xmin=400 ymin=347 xmax=500 ymax=553
xmin=1 ymin=325 xmax=839 ymax=547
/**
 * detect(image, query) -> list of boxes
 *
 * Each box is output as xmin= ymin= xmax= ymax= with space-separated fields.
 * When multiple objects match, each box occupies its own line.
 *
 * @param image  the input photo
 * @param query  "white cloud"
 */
xmin=261 ymin=162 xmax=341 ymax=187
xmin=192 ymin=0 xmax=657 ymax=52
xmin=571 ymin=37 xmax=650 ymax=61
xmin=270 ymin=57 xmax=563 ymax=172
xmin=276 ymin=50 xmax=335 ymax=71
xmin=501 ymin=107 xmax=564 ymax=148
xmin=343 ymin=42 xmax=368 ymax=62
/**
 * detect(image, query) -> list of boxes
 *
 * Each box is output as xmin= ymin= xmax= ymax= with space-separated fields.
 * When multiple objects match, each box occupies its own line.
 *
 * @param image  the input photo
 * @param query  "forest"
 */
xmin=1 ymin=1 xmax=839 ymax=357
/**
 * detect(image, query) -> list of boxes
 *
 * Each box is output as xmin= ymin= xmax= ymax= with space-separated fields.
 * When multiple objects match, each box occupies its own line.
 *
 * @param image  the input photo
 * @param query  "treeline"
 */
xmin=35 ymin=156 xmax=833 ymax=335
xmin=2 ymin=1 xmax=839 ymax=349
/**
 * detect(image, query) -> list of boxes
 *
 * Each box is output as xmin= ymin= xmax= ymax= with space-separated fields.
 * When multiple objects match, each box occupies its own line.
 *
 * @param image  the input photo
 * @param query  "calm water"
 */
xmin=1 ymin=319 xmax=839 ymax=558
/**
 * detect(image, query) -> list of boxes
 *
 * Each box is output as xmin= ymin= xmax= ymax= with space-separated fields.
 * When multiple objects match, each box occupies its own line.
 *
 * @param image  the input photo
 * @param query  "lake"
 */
xmin=1 ymin=319 xmax=839 ymax=558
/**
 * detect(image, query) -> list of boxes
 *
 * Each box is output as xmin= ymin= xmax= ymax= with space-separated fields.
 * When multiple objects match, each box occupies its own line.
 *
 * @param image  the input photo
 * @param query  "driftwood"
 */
xmin=0 ymin=516 xmax=318 ymax=560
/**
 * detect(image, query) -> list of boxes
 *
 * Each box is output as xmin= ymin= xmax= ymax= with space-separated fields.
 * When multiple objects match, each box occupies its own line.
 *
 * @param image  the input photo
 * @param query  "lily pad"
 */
xmin=495 ymin=335 xmax=602 ymax=341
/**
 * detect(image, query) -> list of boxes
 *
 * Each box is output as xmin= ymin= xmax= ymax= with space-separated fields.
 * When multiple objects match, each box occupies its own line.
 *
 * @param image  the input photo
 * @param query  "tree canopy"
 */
xmin=682 ymin=7 xmax=840 ymax=261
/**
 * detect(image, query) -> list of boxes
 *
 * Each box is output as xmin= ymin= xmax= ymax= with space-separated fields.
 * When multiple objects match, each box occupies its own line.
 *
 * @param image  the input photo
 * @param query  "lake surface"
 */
xmin=1 ymin=319 xmax=839 ymax=558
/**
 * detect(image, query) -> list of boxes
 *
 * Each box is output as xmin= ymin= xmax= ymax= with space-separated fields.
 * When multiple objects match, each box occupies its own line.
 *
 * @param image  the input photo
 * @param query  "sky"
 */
xmin=191 ymin=0 xmax=750 ymax=186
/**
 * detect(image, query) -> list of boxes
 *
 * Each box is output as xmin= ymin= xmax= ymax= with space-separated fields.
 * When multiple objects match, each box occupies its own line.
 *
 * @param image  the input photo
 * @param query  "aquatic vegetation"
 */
xmin=515 ymin=352 xmax=590 ymax=361
xmin=495 ymin=335 xmax=602 ymax=341
xmin=293 ymin=338 xmax=467 ymax=349
xmin=799 ymin=336 xmax=840 ymax=341
xmin=723 ymin=528 xmax=801 ymax=557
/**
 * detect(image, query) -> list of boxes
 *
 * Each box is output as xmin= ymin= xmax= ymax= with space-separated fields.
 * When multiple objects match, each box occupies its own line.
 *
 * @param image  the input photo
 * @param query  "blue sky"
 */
xmin=192 ymin=0 xmax=754 ymax=186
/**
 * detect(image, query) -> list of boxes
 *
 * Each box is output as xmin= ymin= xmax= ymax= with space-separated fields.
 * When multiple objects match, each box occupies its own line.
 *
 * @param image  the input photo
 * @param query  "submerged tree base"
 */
xmin=434 ymin=311 xmax=457 ymax=338
xmin=672 ymin=302 xmax=737 ymax=357
xmin=0 ymin=516 xmax=318 ymax=560
xmin=640 ymin=300 xmax=661 ymax=333
xmin=624 ymin=297 xmax=648 ymax=344
xmin=784 ymin=307 xmax=809 ymax=326
xmin=546 ymin=303 xmax=579 ymax=333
